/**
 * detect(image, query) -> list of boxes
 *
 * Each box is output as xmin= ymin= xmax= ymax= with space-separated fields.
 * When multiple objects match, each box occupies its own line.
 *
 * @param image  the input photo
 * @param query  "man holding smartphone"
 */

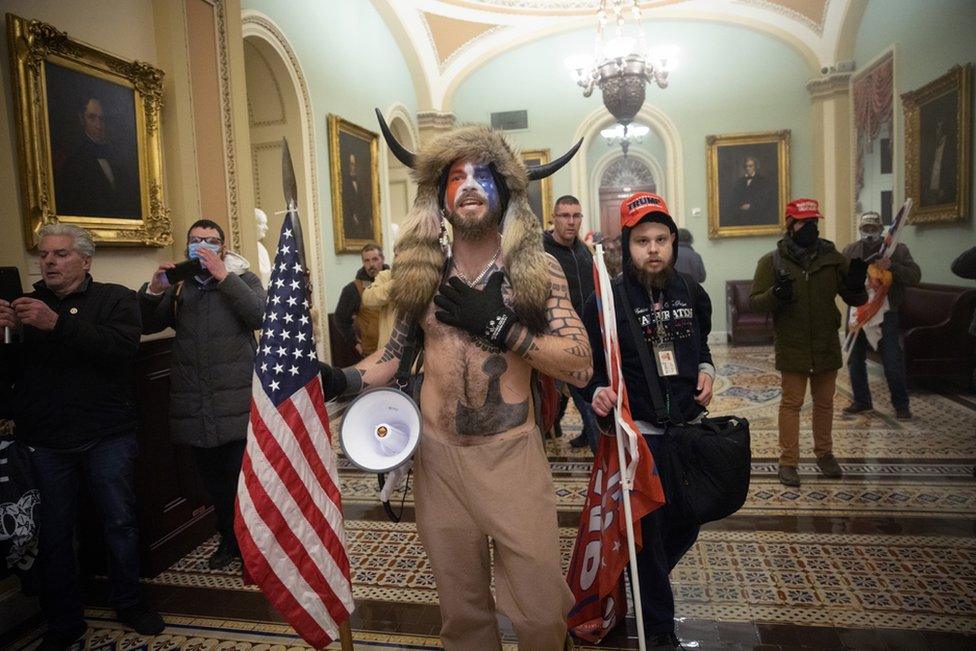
xmin=1 ymin=224 xmax=163 ymax=648
xmin=139 ymin=219 xmax=266 ymax=570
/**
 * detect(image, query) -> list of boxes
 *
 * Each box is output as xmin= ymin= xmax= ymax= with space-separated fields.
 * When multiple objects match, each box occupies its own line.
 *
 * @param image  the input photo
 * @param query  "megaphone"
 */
xmin=339 ymin=387 xmax=421 ymax=473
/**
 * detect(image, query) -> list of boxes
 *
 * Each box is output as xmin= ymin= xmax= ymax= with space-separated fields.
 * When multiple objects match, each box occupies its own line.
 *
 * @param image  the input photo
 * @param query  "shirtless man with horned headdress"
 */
xmin=318 ymin=111 xmax=591 ymax=649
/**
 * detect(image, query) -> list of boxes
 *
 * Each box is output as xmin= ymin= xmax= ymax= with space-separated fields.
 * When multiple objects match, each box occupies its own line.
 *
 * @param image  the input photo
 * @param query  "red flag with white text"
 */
xmin=565 ymin=253 xmax=664 ymax=642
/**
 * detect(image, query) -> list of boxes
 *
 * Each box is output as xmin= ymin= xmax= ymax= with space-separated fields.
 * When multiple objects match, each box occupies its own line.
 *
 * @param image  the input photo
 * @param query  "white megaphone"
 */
xmin=339 ymin=387 xmax=421 ymax=474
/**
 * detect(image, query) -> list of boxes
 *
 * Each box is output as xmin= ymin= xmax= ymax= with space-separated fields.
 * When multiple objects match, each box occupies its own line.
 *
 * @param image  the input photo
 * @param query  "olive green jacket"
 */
xmin=750 ymin=238 xmax=868 ymax=374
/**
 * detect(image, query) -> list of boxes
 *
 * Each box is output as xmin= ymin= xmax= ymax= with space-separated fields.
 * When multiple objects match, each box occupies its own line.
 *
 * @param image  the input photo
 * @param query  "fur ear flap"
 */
xmin=501 ymin=195 xmax=548 ymax=333
xmin=390 ymin=193 xmax=445 ymax=323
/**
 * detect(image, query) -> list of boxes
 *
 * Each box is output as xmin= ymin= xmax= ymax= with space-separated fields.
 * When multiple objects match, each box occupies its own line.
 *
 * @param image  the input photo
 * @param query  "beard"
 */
xmin=446 ymin=205 xmax=499 ymax=239
xmin=630 ymin=258 xmax=672 ymax=292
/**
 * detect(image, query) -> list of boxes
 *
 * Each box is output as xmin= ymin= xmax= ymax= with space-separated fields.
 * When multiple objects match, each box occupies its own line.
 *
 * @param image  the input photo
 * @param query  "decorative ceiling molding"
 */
xmin=439 ymin=0 xmax=684 ymax=16
xmin=420 ymin=11 xmax=505 ymax=69
xmin=372 ymin=0 xmax=856 ymax=110
xmin=737 ymin=0 xmax=829 ymax=35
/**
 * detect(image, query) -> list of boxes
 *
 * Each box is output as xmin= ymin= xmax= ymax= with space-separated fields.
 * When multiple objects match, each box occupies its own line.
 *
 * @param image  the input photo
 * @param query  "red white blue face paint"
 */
xmin=444 ymin=160 xmax=501 ymax=216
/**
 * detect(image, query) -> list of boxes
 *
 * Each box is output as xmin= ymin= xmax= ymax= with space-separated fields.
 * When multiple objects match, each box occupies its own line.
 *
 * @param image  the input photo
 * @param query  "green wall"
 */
xmin=452 ymin=20 xmax=816 ymax=333
xmin=242 ymin=0 xmax=418 ymax=311
xmin=854 ymin=0 xmax=976 ymax=286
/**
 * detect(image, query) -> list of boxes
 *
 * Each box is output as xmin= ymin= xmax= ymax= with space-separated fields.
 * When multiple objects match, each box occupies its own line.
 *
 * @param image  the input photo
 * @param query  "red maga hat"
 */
xmin=785 ymin=198 xmax=822 ymax=220
xmin=620 ymin=192 xmax=673 ymax=229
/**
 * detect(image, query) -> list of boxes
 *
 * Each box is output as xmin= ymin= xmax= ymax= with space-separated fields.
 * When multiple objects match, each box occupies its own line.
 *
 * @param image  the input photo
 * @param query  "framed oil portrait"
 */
xmin=521 ymin=149 xmax=552 ymax=225
xmin=706 ymin=130 xmax=790 ymax=238
xmin=6 ymin=14 xmax=170 ymax=248
xmin=328 ymin=114 xmax=381 ymax=253
xmin=902 ymin=63 xmax=972 ymax=224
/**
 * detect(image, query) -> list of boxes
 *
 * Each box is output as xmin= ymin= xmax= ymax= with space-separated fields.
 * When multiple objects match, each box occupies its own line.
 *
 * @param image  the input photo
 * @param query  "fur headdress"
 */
xmin=376 ymin=109 xmax=581 ymax=334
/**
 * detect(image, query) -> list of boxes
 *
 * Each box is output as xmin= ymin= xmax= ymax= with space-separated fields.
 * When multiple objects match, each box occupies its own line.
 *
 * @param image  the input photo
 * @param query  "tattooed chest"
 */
xmin=421 ymin=302 xmax=531 ymax=438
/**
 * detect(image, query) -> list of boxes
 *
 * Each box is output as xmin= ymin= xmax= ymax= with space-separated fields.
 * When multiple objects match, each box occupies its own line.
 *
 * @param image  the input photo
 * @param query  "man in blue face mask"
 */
xmin=138 ymin=219 xmax=266 ymax=569
xmin=841 ymin=212 xmax=921 ymax=420
xmin=749 ymin=199 xmax=868 ymax=487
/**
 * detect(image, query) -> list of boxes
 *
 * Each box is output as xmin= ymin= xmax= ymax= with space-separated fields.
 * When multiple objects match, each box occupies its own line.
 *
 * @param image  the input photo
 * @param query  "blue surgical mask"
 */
xmin=188 ymin=241 xmax=222 ymax=260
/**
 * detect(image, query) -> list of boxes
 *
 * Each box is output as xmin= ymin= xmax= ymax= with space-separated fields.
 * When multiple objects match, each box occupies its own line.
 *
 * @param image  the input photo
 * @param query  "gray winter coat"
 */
xmin=139 ymin=254 xmax=266 ymax=448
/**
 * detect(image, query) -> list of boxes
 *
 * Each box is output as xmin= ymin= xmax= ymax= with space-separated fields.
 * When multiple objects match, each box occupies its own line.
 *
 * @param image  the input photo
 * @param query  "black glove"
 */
xmin=434 ymin=273 xmax=518 ymax=346
xmin=846 ymin=257 xmax=868 ymax=290
xmin=772 ymin=269 xmax=794 ymax=304
xmin=318 ymin=362 xmax=346 ymax=401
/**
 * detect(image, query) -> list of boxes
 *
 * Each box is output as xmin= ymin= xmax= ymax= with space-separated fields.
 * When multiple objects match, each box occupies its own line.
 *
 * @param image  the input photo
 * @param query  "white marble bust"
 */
xmin=255 ymin=207 xmax=272 ymax=288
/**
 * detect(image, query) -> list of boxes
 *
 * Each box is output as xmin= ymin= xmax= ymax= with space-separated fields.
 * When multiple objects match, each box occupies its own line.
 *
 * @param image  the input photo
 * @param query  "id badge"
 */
xmin=653 ymin=341 xmax=678 ymax=376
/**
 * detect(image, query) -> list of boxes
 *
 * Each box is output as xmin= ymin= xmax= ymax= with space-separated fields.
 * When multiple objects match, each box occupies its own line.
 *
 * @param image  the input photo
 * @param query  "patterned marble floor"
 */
xmin=8 ymin=344 xmax=975 ymax=650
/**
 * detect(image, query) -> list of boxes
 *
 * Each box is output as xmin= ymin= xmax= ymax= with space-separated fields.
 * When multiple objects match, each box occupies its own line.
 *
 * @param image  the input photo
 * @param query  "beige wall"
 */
xmin=0 ymin=0 xmax=170 ymax=289
xmin=0 ymin=0 xmax=254 ymax=296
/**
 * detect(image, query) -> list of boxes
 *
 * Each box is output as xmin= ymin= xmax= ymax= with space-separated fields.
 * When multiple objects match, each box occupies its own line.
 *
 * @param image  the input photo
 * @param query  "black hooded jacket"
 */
xmin=583 ymin=268 xmax=713 ymax=426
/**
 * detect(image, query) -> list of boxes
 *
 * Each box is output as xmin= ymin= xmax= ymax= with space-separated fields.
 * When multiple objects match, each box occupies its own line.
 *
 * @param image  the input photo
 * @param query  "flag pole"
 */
xmin=596 ymin=244 xmax=647 ymax=651
xmin=338 ymin=621 xmax=354 ymax=651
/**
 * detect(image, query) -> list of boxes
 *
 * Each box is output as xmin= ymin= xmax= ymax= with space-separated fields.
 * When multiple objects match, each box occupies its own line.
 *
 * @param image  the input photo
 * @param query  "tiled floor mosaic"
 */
xmin=148 ymin=525 xmax=976 ymax=634
xmin=9 ymin=345 xmax=973 ymax=650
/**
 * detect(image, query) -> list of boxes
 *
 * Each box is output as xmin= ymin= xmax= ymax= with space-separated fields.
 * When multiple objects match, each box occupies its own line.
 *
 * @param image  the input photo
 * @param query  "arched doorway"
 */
xmin=596 ymin=156 xmax=656 ymax=241
xmin=242 ymin=14 xmax=329 ymax=358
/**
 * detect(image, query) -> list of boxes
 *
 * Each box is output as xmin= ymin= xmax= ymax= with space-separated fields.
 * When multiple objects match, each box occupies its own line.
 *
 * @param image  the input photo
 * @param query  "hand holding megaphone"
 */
xmin=339 ymin=387 xmax=421 ymax=474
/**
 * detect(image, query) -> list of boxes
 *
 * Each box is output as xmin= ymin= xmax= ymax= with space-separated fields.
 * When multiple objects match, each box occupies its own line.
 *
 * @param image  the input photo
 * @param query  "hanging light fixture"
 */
xmin=600 ymin=122 xmax=650 ymax=157
xmin=565 ymin=0 xmax=676 ymax=125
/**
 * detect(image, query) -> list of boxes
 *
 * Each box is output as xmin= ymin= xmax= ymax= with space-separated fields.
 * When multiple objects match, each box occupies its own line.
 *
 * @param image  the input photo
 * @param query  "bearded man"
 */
xmin=582 ymin=192 xmax=714 ymax=649
xmin=317 ymin=112 xmax=591 ymax=649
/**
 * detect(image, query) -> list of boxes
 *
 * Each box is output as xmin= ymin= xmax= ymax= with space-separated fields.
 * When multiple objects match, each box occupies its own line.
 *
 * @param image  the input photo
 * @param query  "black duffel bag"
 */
xmin=659 ymin=416 xmax=752 ymax=526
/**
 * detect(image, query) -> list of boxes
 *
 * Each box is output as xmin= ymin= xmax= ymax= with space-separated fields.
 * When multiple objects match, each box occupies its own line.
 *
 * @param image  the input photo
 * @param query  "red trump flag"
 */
xmin=565 ymin=247 xmax=664 ymax=643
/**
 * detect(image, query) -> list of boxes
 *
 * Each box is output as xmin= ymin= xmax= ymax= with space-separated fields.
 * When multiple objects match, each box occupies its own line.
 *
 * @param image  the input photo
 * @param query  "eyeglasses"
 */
xmin=188 ymin=236 xmax=223 ymax=245
xmin=555 ymin=212 xmax=583 ymax=221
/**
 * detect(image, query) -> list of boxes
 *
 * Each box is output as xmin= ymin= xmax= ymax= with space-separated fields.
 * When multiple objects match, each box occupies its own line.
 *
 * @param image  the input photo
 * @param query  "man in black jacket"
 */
xmin=140 ymin=219 xmax=266 ymax=570
xmin=582 ymin=192 xmax=714 ymax=649
xmin=0 ymin=224 xmax=163 ymax=649
xmin=543 ymin=195 xmax=599 ymax=449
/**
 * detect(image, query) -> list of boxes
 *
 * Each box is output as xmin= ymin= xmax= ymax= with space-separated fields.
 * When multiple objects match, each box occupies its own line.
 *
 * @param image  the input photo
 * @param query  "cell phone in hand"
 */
xmin=164 ymin=259 xmax=203 ymax=285
xmin=0 ymin=267 xmax=23 ymax=303
xmin=0 ymin=267 xmax=23 ymax=344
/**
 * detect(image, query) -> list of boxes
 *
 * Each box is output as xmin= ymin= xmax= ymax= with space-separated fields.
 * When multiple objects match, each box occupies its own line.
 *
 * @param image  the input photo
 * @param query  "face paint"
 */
xmin=444 ymin=161 xmax=501 ymax=216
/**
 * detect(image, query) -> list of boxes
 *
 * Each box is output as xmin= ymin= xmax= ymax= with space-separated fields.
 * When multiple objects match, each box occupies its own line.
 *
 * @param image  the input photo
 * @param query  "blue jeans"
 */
xmin=629 ymin=435 xmax=700 ymax=636
xmin=29 ymin=433 xmax=141 ymax=633
xmin=848 ymin=311 xmax=909 ymax=410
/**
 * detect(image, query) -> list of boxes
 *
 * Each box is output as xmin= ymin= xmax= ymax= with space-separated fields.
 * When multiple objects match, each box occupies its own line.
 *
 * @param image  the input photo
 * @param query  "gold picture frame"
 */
xmin=327 ymin=114 xmax=381 ymax=253
xmin=521 ymin=149 xmax=552 ymax=225
xmin=902 ymin=63 xmax=972 ymax=224
xmin=6 ymin=13 xmax=170 ymax=248
xmin=706 ymin=130 xmax=790 ymax=238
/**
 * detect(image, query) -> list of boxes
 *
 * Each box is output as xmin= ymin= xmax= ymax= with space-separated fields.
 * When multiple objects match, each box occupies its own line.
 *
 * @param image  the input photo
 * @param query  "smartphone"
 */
xmin=164 ymin=259 xmax=203 ymax=285
xmin=0 ymin=267 xmax=23 ymax=344
xmin=0 ymin=267 xmax=23 ymax=303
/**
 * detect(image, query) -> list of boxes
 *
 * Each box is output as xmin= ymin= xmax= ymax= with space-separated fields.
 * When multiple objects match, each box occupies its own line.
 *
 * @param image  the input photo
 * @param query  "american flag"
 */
xmin=234 ymin=211 xmax=354 ymax=648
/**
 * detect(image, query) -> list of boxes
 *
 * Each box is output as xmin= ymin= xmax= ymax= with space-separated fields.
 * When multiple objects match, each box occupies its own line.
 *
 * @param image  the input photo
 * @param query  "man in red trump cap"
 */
xmin=749 ymin=198 xmax=868 ymax=487
xmin=582 ymin=192 xmax=715 ymax=648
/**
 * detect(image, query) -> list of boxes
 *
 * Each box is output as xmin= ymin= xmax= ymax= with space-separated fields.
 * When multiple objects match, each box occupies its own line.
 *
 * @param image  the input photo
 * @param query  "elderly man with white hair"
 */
xmin=0 ymin=224 xmax=163 ymax=649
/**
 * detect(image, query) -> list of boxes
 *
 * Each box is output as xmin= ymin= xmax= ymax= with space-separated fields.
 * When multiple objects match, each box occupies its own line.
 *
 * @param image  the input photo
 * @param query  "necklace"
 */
xmin=454 ymin=247 xmax=501 ymax=287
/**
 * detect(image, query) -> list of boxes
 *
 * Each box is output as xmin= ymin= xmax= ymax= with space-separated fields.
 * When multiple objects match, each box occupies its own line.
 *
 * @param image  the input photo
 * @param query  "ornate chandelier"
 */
xmin=600 ymin=122 xmax=649 ymax=157
xmin=566 ymin=0 xmax=674 ymax=125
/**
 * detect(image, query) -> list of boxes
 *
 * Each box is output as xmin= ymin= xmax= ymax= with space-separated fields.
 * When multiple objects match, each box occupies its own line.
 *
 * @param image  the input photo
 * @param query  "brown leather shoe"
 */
xmin=778 ymin=465 xmax=800 ymax=487
xmin=816 ymin=453 xmax=843 ymax=478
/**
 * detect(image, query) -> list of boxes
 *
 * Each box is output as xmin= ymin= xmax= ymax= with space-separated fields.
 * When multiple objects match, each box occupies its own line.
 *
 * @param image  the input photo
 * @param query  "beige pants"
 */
xmin=778 ymin=370 xmax=837 ymax=466
xmin=413 ymin=432 xmax=573 ymax=651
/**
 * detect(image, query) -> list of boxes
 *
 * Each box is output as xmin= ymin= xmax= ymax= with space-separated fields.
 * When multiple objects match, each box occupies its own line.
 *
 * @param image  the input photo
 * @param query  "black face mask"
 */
xmin=791 ymin=220 xmax=819 ymax=248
